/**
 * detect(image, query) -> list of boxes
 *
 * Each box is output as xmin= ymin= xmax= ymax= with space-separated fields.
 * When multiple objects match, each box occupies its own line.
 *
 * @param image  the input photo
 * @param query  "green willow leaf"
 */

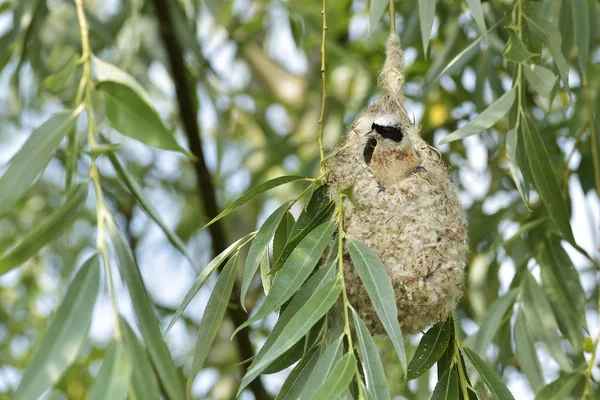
xmin=369 ymin=0 xmax=388 ymax=32
xmin=276 ymin=346 xmax=320 ymax=400
xmin=506 ymin=129 xmax=529 ymax=205
xmin=107 ymin=151 xmax=198 ymax=272
xmin=92 ymin=56 xmax=153 ymax=105
xmin=514 ymin=310 xmax=544 ymax=393
xmin=352 ymin=308 xmax=391 ymax=400
xmin=521 ymin=117 xmax=575 ymax=244
xmin=233 ymin=220 xmax=335 ymax=336
xmin=570 ymin=0 xmax=589 ymax=78
xmin=239 ymin=278 xmax=342 ymax=394
xmin=522 ymin=271 xmax=572 ymax=372
xmin=526 ymin=15 xmax=569 ymax=86
xmin=97 ymin=82 xmax=190 ymax=156
xmin=255 ymin=262 xmax=336 ymax=368
xmin=419 ymin=0 xmax=436 ymax=54
xmin=431 ymin=368 xmax=459 ymax=400
xmin=241 ymin=201 xmax=292 ymax=310
xmin=539 ymin=238 xmax=586 ymax=353
xmin=440 ymin=87 xmax=515 ymax=144
xmin=347 ymin=236 xmax=407 ymax=376
xmin=201 ymin=175 xmax=307 ymax=231
xmin=120 ymin=318 xmax=160 ymax=400
xmin=406 ymin=318 xmax=453 ymax=380
xmin=14 ymin=255 xmax=100 ymax=400
xmin=0 ymin=183 xmax=88 ymax=276
xmin=88 ymin=341 xmax=132 ymax=400
xmin=44 ymin=54 xmax=80 ymax=91
xmin=271 ymin=201 xmax=335 ymax=274
xmin=165 ymin=233 xmax=253 ymax=333
xmin=436 ymin=319 xmax=455 ymax=378
xmin=108 ymin=220 xmax=185 ymax=400
xmin=299 ymin=338 xmax=344 ymax=400
xmin=0 ymin=108 xmax=81 ymax=213
xmin=187 ymin=255 xmax=238 ymax=393
xmin=534 ymin=372 xmax=584 ymax=400
xmin=273 ymin=210 xmax=295 ymax=263
xmin=310 ymin=353 xmax=357 ymax=400
xmin=466 ymin=0 xmax=486 ymax=39
xmin=503 ymin=28 xmax=536 ymax=63
xmin=472 ymin=290 xmax=518 ymax=355
xmin=523 ymin=64 xmax=557 ymax=98
xmin=463 ymin=347 xmax=515 ymax=400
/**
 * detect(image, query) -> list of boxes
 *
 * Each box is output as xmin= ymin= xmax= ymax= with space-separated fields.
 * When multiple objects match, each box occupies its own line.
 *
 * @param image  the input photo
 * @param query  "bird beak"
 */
xmin=365 ymin=129 xmax=377 ymax=138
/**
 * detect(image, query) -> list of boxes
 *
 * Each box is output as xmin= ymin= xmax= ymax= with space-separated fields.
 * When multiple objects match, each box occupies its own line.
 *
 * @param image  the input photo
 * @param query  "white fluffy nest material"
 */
xmin=324 ymin=33 xmax=468 ymax=334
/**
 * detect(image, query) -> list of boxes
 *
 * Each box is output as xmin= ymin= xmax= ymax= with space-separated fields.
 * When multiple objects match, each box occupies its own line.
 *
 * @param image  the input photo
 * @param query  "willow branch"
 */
xmin=318 ymin=0 xmax=328 ymax=167
xmin=149 ymin=1 xmax=270 ymax=399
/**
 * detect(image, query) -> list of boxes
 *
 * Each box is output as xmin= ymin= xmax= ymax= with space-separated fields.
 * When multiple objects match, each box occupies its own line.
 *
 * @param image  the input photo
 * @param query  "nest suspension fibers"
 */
xmin=324 ymin=34 xmax=468 ymax=334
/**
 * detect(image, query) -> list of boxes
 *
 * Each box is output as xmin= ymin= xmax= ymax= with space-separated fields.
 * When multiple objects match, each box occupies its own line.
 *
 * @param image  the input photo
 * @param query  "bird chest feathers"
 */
xmin=324 ymin=34 xmax=468 ymax=334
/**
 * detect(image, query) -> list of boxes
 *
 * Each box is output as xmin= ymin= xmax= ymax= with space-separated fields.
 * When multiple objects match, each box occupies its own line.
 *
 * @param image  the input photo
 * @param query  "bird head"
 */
xmin=365 ymin=114 xmax=404 ymax=143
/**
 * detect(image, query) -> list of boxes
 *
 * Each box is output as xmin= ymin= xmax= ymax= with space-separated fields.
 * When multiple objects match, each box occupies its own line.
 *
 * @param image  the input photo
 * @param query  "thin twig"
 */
xmin=318 ymin=0 xmax=328 ymax=167
xmin=389 ymin=0 xmax=396 ymax=34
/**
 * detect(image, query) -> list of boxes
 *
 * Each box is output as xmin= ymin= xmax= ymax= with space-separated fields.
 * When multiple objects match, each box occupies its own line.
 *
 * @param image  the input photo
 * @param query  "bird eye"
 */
xmin=371 ymin=123 xmax=376 ymax=130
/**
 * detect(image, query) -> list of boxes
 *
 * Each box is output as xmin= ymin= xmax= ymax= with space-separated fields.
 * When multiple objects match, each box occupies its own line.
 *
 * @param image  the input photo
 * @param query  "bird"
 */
xmin=365 ymin=114 xmax=422 ymax=188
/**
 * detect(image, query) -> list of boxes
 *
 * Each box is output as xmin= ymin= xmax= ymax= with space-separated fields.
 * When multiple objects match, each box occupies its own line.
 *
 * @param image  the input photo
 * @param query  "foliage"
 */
xmin=0 ymin=0 xmax=599 ymax=399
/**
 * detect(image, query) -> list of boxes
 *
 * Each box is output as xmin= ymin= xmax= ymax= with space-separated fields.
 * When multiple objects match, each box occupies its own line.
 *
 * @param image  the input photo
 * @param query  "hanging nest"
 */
xmin=323 ymin=34 xmax=468 ymax=334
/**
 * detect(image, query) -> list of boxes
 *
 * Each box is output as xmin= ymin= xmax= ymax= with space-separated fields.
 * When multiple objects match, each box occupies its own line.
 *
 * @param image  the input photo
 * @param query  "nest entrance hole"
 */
xmin=363 ymin=137 xmax=377 ymax=165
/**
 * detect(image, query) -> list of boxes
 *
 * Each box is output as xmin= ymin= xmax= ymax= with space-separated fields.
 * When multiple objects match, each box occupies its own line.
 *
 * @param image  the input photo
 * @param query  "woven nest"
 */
xmin=323 ymin=34 xmax=468 ymax=334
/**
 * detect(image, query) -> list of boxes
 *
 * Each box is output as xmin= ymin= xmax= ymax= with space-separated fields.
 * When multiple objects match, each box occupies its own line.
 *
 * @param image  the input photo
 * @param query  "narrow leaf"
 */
xmin=88 ymin=341 xmax=132 ymax=400
xmin=505 ymin=129 xmax=529 ymax=205
xmin=440 ymin=87 xmax=515 ymax=144
xmin=273 ymin=210 xmax=295 ymax=263
xmin=271 ymin=201 xmax=335 ymax=274
xmin=0 ymin=109 xmax=80 ymax=213
xmin=347 ymin=237 xmax=407 ymax=376
xmin=369 ymin=0 xmax=388 ymax=32
xmin=310 ymin=353 xmax=357 ymax=400
xmin=534 ymin=373 xmax=583 ymax=400
xmin=239 ymin=278 xmax=342 ymax=394
xmin=472 ymin=290 xmax=518 ymax=355
xmin=539 ymin=238 xmax=586 ymax=353
xmin=14 ymin=255 xmax=100 ymax=400
xmin=241 ymin=201 xmax=292 ymax=309
xmin=120 ymin=318 xmax=160 ymax=400
xmin=255 ymin=262 xmax=336 ymax=366
xmin=419 ymin=0 xmax=437 ymax=54
xmin=463 ymin=347 xmax=515 ymax=400
xmin=97 ymin=82 xmax=190 ymax=156
xmin=187 ymin=255 xmax=238 ymax=393
xmin=431 ymin=368 xmax=459 ymax=400
xmin=521 ymin=271 xmax=572 ymax=372
xmin=503 ymin=28 xmax=536 ymax=63
xmin=92 ymin=56 xmax=154 ymax=104
xmin=107 ymin=151 xmax=198 ymax=271
xmin=466 ymin=0 xmax=487 ymax=40
xmin=165 ymin=233 xmax=253 ymax=333
xmin=523 ymin=64 xmax=557 ymax=98
xmin=299 ymin=338 xmax=344 ymax=400
xmin=521 ymin=117 xmax=575 ymax=244
xmin=407 ymin=318 xmax=453 ymax=380
xmin=108 ymin=221 xmax=185 ymax=400
xmin=201 ymin=175 xmax=306 ymax=231
xmin=570 ymin=0 xmax=589 ymax=77
xmin=526 ymin=15 xmax=569 ymax=86
xmin=514 ymin=310 xmax=544 ymax=393
xmin=234 ymin=221 xmax=335 ymax=335
xmin=276 ymin=346 xmax=320 ymax=400
xmin=352 ymin=308 xmax=391 ymax=400
xmin=0 ymin=183 xmax=88 ymax=276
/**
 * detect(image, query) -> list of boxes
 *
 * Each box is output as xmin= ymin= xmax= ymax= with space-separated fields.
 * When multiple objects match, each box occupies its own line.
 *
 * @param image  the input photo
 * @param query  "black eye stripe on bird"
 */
xmin=370 ymin=122 xmax=404 ymax=142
